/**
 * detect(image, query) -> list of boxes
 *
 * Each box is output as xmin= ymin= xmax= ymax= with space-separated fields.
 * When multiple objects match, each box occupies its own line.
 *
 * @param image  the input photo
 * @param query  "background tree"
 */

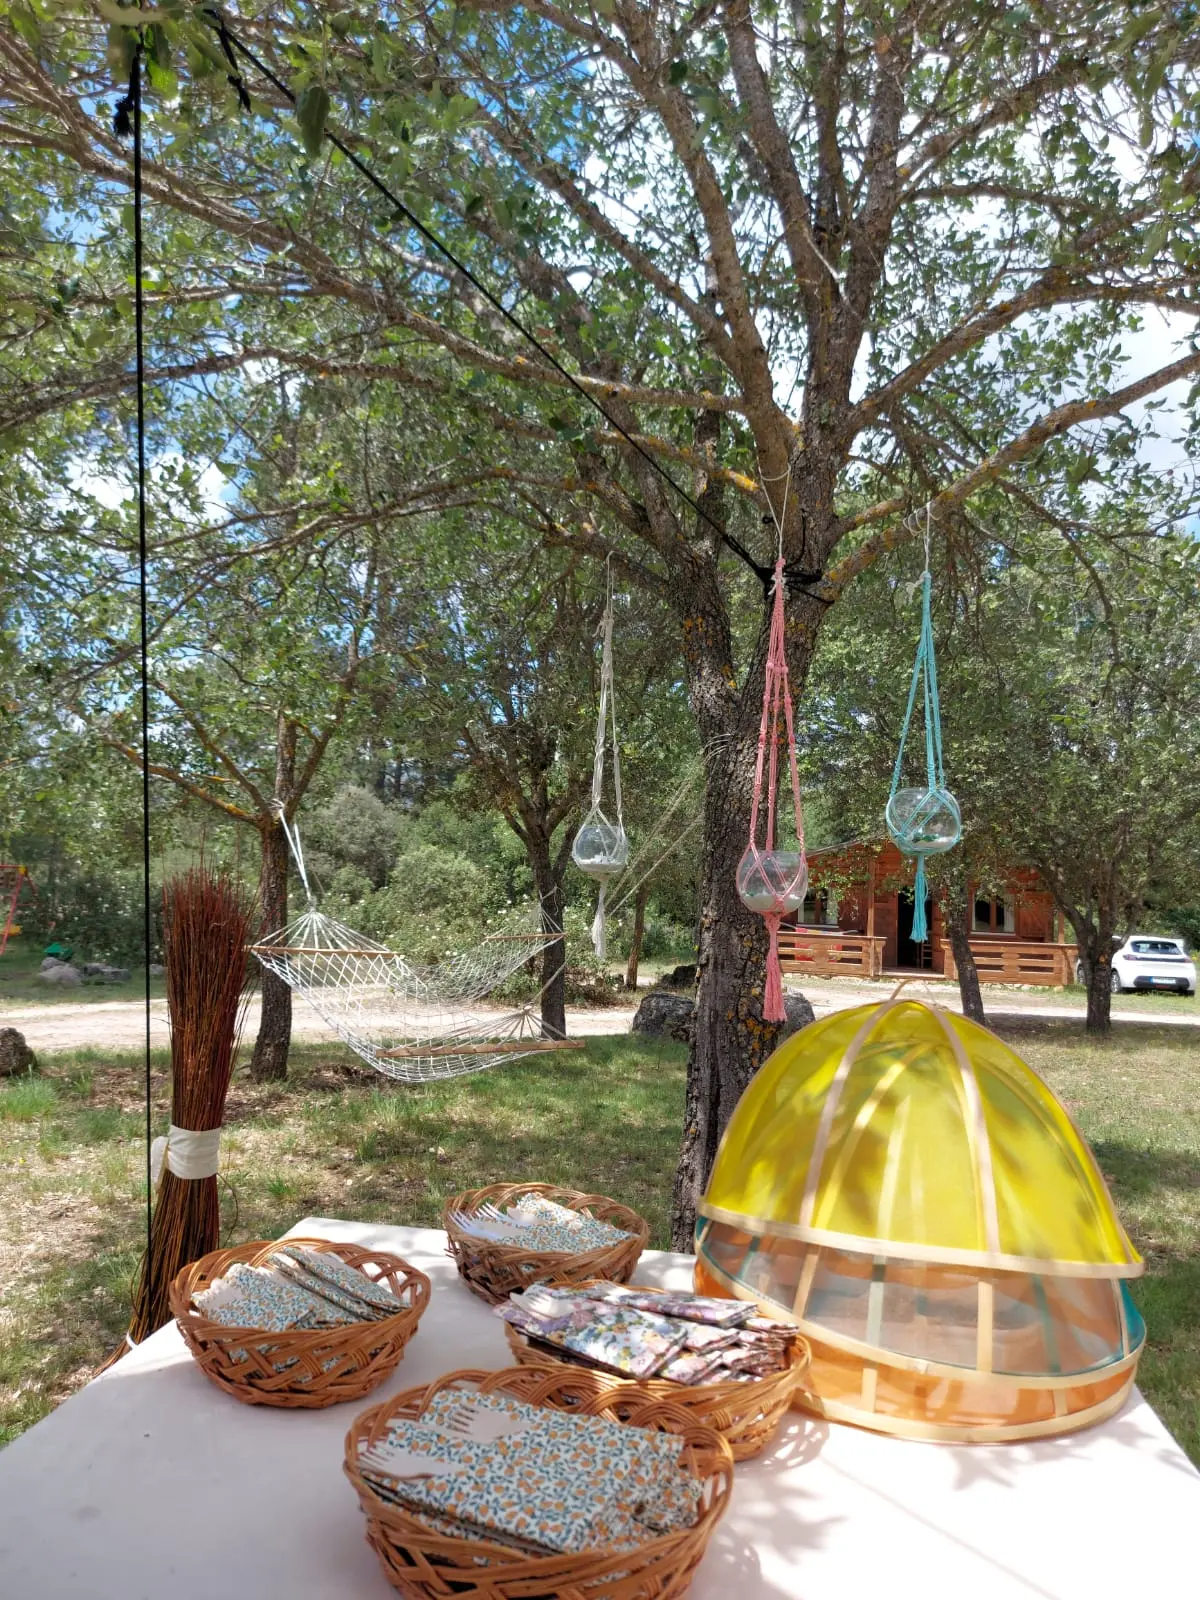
xmin=4 ymin=3 xmax=1199 ymax=1233
xmin=807 ymin=508 xmax=1200 ymax=1033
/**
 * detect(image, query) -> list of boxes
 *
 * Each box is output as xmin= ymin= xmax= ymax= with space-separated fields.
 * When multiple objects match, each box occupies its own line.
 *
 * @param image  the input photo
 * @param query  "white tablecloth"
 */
xmin=0 ymin=1217 xmax=1194 ymax=1599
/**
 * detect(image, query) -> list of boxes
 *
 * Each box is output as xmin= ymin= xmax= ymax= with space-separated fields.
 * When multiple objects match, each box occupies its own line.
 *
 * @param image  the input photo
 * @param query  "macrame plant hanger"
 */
xmin=572 ymin=560 xmax=629 ymax=960
xmin=885 ymin=506 xmax=961 ymax=944
xmin=736 ymin=466 xmax=808 ymax=1024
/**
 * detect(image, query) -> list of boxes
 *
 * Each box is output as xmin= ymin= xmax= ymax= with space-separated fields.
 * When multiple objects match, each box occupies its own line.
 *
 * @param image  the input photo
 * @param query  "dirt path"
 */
xmin=5 ymin=976 xmax=1196 ymax=1055
xmin=2 ymin=995 xmax=639 ymax=1054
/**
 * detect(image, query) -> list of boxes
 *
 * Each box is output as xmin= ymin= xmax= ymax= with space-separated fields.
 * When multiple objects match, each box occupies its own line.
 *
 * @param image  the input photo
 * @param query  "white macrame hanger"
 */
xmin=274 ymin=805 xmax=315 ymax=908
xmin=600 ymin=556 xmax=622 ymax=828
xmin=577 ymin=555 xmax=627 ymax=960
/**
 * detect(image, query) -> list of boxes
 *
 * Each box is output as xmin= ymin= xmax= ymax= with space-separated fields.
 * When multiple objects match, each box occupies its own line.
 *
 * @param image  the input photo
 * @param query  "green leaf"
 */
xmin=295 ymin=84 xmax=331 ymax=159
xmin=464 ymin=195 xmax=485 ymax=218
xmin=97 ymin=1 xmax=164 ymax=22
xmin=1119 ymin=8 xmax=1162 ymax=52
xmin=1066 ymin=452 xmax=1096 ymax=488
xmin=10 ymin=6 xmax=41 ymax=51
xmin=668 ymin=60 xmax=688 ymax=85
xmin=1141 ymin=222 xmax=1168 ymax=263
xmin=105 ymin=21 xmax=136 ymax=74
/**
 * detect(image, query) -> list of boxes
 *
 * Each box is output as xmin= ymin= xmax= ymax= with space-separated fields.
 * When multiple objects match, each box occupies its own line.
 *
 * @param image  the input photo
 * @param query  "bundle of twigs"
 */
xmin=118 ymin=868 xmax=255 ymax=1357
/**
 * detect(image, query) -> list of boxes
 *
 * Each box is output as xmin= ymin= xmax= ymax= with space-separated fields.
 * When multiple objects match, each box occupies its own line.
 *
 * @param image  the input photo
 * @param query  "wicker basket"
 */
xmin=344 ymin=1365 xmax=733 ymax=1600
xmin=502 ymin=1285 xmax=811 ymax=1461
xmin=443 ymin=1182 xmax=649 ymax=1305
xmin=170 ymin=1237 xmax=431 ymax=1409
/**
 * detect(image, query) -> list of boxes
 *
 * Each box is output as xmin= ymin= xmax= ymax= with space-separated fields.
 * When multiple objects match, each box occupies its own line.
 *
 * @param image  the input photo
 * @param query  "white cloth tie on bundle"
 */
xmin=150 ymin=1125 xmax=221 ymax=1184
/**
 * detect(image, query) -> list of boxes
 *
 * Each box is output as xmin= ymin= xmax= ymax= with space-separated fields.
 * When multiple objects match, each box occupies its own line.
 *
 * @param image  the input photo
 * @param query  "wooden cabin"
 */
xmin=778 ymin=838 xmax=1077 ymax=987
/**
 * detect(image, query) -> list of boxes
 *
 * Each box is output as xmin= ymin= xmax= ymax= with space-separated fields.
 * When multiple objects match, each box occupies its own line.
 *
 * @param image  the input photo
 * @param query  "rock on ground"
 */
xmin=81 ymin=963 xmax=132 ymax=984
xmin=660 ymin=963 xmax=698 ymax=990
xmin=37 ymin=963 xmax=82 ymax=987
xmin=630 ymin=990 xmax=695 ymax=1042
xmin=0 ymin=1028 xmax=37 ymax=1076
xmin=631 ymin=988 xmax=816 ymax=1044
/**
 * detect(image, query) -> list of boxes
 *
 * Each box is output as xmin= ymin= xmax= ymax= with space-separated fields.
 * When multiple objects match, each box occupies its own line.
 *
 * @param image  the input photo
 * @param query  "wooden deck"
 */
xmin=944 ymin=937 xmax=1078 ymax=987
xmin=780 ymin=930 xmax=1078 ymax=987
xmin=778 ymin=930 xmax=886 ymax=978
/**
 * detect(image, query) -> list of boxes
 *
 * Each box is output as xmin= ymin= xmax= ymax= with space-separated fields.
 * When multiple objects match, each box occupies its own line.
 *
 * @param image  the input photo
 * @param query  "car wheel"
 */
xmin=1109 ymin=970 xmax=1122 ymax=995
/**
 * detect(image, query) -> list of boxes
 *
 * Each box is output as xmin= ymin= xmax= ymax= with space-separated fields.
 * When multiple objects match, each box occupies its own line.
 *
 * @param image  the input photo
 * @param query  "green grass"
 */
xmin=0 ymin=1076 xmax=59 ymax=1121
xmin=0 ymin=943 xmax=167 ymax=1009
xmin=0 ymin=1024 xmax=1197 ymax=1465
xmin=1018 ymin=984 xmax=1199 ymax=1017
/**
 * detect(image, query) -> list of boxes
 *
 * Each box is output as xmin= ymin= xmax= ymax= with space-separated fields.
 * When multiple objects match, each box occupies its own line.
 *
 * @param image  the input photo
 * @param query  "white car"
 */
xmin=1108 ymin=936 xmax=1196 ymax=996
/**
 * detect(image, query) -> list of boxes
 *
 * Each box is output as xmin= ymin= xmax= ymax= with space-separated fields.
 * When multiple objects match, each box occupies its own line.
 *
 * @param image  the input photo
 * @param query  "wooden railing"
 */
xmin=778 ymin=931 xmax=886 ymax=979
xmin=944 ymin=939 xmax=1078 ymax=987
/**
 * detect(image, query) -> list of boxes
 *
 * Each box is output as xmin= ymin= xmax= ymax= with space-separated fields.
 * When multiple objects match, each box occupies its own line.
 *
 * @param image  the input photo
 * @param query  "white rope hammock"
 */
xmin=249 ymin=816 xmax=580 ymax=1084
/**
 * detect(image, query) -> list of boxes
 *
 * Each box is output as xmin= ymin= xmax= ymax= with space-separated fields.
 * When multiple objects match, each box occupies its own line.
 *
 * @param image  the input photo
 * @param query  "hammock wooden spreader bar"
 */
xmin=379 ymin=1038 xmax=587 ymax=1061
xmin=247 ymin=944 xmax=411 ymax=959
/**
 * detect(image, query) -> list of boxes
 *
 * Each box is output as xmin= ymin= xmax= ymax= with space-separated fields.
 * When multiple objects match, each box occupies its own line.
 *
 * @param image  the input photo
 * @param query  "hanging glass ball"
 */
xmin=572 ymin=817 xmax=630 ymax=880
xmin=736 ymin=847 xmax=808 ymax=916
xmin=885 ymin=786 xmax=962 ymax=856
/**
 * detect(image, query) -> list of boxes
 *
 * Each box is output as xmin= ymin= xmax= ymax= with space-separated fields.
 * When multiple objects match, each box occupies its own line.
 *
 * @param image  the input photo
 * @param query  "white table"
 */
xmin=0 ymin=1218 xmax=1194 ymax=1599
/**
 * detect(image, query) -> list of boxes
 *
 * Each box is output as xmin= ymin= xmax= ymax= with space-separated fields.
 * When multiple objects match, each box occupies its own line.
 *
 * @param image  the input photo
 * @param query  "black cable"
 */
xmin=201 ymin=9 xmax=795 ymax=590
xmin=114 ymin=48 xmax=155 ymax=1301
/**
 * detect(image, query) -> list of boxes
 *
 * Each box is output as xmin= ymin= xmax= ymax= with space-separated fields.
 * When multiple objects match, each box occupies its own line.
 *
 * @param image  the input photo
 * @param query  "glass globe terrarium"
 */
xmin=695 ymin=1000 xmax=1144 ymax=1442
xmin=572 ymin=810 xmax=630 ymax=880
xmin=884 ymin=785 xmax=962 ymax=856
xmin=735 ymin=846 xmax=808 ymax=916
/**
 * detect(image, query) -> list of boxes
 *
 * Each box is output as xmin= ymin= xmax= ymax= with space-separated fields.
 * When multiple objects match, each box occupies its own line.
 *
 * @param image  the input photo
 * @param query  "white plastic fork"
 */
xmin=447 ymin=1208 xmax=528 ymax=1243
xmin=436 ymin=1399 xmax=535 ymax=1445
xmin=477 ymin=1201 xmax=535 ymax=1228
xmin=358 ymin=1444 xmax=463 ymax=1480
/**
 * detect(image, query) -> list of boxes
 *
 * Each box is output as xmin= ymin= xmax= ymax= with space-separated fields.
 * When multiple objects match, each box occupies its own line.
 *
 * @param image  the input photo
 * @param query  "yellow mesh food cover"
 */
xmin=696 ymin=1000 xmax=1144 ymax=1441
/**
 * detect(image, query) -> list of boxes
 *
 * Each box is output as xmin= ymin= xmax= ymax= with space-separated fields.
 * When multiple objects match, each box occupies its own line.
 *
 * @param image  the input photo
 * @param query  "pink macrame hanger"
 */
xmin=740 ymin=460 xmax=808 ymax=1023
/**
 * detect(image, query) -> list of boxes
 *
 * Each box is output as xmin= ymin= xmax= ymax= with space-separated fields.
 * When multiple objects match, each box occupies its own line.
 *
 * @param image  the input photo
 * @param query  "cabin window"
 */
xmin=798 ymin=890 xmax=840 ymax=927
xmin=972 ymin=896 xmax=1015 ymax=934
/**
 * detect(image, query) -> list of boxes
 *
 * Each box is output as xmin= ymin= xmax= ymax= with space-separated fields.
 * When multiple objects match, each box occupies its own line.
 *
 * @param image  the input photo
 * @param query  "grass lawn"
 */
xmin=1 ymin=1023 xmax=1197 ymax=1463
xmin=1018 ymin=984 xmax=1199 ymax=1018
xmin=0 ymin=943 xmax=167 ymax=1009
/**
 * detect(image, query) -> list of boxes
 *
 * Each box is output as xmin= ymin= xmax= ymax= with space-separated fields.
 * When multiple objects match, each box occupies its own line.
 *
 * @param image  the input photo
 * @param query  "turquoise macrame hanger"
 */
xmin=885 ymin=506 xmax=961 ymax=943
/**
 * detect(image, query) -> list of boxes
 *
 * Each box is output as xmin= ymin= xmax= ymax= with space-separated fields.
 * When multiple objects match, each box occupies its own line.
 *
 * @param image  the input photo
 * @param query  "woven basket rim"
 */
xmin=501 ymin=1282 xmax=812 ymax=1402
xmin=442 ymin=1181 xmax=650 ymax=1262
xmin=344 ymin=1365 xmax=733 ymax=1575
xmin=169 ymin=1236 xmax=431 ymax=1343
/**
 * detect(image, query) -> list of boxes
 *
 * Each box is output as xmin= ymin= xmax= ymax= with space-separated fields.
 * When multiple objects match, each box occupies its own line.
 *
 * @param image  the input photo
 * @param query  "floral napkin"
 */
xmin=482 ymin=1192 xmax=634 ymax=1254
xmin=194 ymin=1263 xmax=353 ymax=1332
xmin=272 ymin=1244 xmax=400 ymax=1317
xmin=496 ymin=1282 xmax=802 ymax=1386
xmin=587 ymin=1284 xmax=753 ymax=1328
xmin=358 ymin=1390 xmax=700 ymax=1555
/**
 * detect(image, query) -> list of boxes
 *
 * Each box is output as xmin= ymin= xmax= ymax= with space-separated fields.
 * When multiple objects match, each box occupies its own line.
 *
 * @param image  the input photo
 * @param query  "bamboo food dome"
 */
xmin=694 ymin=1000 xmax=1144 ymax=1442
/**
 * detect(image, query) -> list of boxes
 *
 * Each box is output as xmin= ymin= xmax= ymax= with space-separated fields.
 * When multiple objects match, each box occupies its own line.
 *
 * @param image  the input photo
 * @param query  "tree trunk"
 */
xmin=528 ymin=832 xmax=567 ymax=1039
xmin=250 ymin=818 xmax=292 ymax=1080
xmin=1085 ymin=936 xmax=1114 ymax=1035
xmin=668 ymin=561 xmax=829 ymax=1250
xmin=624 ymin=882 xmax=651 ymax=990
xmin=670 ymin=734 xmax=783 ymax=1249
xmin=944 ymin=894 xmax=986 ymax=1025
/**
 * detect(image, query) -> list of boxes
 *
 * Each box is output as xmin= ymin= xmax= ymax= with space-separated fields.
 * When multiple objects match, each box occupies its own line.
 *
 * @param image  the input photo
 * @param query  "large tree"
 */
xmin=3 ymin=2 xmax=1199 ymax=1233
